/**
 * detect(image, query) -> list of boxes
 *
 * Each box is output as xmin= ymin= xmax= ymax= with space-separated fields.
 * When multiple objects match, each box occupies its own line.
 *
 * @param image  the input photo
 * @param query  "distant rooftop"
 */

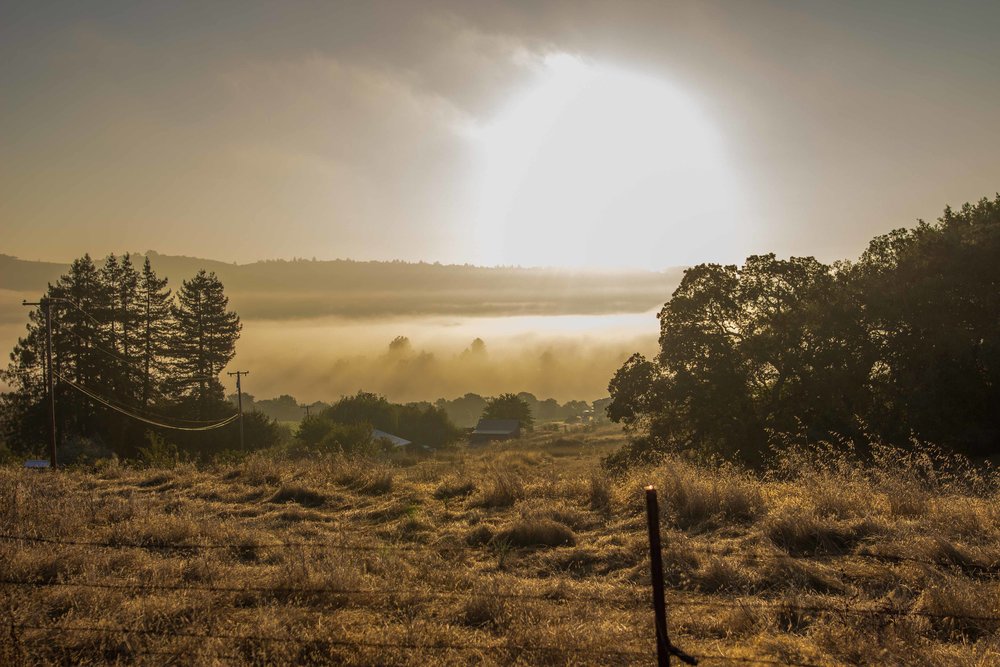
xmin=372 ymin=429 xmax=412 ymax=448
xmin=473 ymin=419 xmax=520 ymax=434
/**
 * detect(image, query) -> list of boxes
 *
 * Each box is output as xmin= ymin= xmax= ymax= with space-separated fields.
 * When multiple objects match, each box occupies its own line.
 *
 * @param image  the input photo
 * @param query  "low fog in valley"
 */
xmin=0 ymin=253 xmax=668 ymax=402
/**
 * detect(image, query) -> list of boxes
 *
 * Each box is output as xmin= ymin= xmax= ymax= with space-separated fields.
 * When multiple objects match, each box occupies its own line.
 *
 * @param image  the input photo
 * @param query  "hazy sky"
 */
xmin=3 ymin=1 xmax=999 ymax=270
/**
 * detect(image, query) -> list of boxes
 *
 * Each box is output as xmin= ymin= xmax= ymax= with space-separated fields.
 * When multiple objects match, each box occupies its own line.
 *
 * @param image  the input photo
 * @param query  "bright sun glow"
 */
xmin=469 ymin=54 xmax=752 ymax=269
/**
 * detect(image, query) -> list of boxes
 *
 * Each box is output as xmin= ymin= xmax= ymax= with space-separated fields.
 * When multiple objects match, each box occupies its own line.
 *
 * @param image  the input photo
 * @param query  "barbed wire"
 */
xmin=3 ymin=621 xmax=905 ymax=666
xmin=0 ymin=531 xmax=551 ymax=554
xmin=11 ymin=622 xmax=652 ymax=659
xmin=674 ymin=542 xmax=1000 ymax=577
xmin=2 ymin=577 xmax=998 ymax=624
xmin=666 ymin=597 xmax=1000 ymax=622
xmin=695 ymin=658 xmax=824 ymax=667
xmin=10 ymin=621 xmax=846 ymax=666
xmin=0 ymin=577 xmax=641 ymax=604
xmin=3 ymin=529 xmax=996 ymax=577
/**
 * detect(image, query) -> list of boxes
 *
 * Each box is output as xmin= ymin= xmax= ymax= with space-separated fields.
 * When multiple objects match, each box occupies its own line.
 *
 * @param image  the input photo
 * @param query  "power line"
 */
xmin=227 ymin=369 xmax=249 ymax=450
xmin=29 ymin=296 xmax=106 ymax=327
xmin=28 ymin=297 xmax=238 ymax=428
xmin=56 ymin=372 xmax=238 ymax=431
xmin=55 ymin=376 xmax=228 ymax=425
xmin=58 ymin=326 xmax=154 ymax=377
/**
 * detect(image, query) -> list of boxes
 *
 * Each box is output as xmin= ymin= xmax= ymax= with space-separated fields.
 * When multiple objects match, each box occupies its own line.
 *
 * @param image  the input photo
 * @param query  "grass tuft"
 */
xmin=494 ymin=518 xmax=576 ymax=548
xmin=269 ymin=483 xmax=326 ymax=507
xmin=476 ymin=465 xmax=525 ymax=508
xmin=763 ymin=506 xmax=880 ymax=556
xmin=434 ymin=476 xmax=476 ymax=500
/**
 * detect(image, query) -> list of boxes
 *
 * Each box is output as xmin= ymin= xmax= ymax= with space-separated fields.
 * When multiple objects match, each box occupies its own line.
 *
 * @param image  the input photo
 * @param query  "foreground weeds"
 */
xmin=0 ymin=427 xmax=998 ymax=666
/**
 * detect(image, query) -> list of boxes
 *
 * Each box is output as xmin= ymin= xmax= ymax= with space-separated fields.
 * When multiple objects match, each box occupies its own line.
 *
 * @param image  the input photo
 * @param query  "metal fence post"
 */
xmin=645 ymin=485 xmax=697 ymax=666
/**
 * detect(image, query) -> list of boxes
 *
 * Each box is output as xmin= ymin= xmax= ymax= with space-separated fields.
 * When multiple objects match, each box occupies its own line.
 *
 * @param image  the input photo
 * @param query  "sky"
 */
xmin=2 ymin=1 xmax=999 ymax=270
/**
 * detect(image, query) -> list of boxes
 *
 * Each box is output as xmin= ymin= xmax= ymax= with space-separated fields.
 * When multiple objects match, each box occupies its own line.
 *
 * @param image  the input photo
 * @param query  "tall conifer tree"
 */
xmin=99 ymin=254 xmax=141 ymax=403
xmin=138 ymin=257 xmax=172 ymax=408
xmin=168 ymin=270 xmax=241 ymax=414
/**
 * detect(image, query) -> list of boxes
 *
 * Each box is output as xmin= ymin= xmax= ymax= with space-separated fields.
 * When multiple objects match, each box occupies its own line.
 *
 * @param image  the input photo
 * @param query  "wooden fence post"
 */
xmin=645 ymin=485 xmax=697 ymax=666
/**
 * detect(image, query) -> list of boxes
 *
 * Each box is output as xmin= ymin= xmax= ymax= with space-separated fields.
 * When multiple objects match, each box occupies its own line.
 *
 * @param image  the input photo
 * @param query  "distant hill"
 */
xmin=0 ymin=252 xmax=684 ymax=321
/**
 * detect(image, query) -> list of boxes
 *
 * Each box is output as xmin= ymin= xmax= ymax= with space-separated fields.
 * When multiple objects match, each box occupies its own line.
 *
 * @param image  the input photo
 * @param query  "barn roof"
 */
xmin=473 ymin=419 xmax=520 ymax=434
xmin=372 ymin=429 xmax=412 ymax=448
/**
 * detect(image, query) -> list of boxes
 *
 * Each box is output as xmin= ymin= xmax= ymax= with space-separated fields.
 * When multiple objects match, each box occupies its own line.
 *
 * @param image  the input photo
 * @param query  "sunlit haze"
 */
xmin=4 ymin=2 xmax=998 ymax=269
xmin=471 ymin=54 xmax=747 ymax=268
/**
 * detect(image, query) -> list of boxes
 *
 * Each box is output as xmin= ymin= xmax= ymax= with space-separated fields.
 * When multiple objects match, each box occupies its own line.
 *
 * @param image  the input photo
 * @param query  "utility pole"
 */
xmin=227 ymin=370 xmax=249 ymax=450
xmin=22 ymin=299 xmax=57 ymax=468
xmin=302 ymin=404 xmax=311 ymax=418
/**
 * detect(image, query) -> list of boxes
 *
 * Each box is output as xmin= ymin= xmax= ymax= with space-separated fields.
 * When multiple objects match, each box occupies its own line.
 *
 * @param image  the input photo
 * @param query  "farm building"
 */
xmin=469 ymin=419 xmax=521 ymax=444
xmin=372 ymin=429 xmax=412 ymax=449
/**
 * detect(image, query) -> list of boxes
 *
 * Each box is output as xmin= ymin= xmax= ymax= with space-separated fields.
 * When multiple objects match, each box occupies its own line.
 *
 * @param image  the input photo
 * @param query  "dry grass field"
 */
xmin=1 ymin=425 xmax=999 ymax=666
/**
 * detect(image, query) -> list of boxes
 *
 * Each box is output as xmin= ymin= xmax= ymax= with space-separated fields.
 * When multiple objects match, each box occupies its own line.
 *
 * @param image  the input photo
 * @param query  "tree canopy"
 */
xmin=296 ymin=391 xmax=461 ymax=451
xmin=481 ymin=393 xmax=534 ymax=431
xmin=607 ymin=195 xmax=1000 ymax=466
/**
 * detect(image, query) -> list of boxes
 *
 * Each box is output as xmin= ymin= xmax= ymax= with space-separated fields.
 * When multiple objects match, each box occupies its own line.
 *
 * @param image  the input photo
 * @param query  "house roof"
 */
xmin=372 ymin=429 xmax=412 ymax=448
xmin=472 ymin=419 xmax=520 ymax=434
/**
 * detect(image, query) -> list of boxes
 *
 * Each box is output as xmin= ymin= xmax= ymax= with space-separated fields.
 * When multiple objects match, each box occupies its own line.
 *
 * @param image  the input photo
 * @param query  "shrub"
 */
xmin=0 ymin=439 xmax=18 ymax=465
xmin=60 ymin=435 xmax=114 ymax=465
xmin=138 ymin=432 xmax=181 ymax=468
xmin=294 ymin=419 xmax=377 ymax=457
xmin=321 ymin=423 xmax=379 ymax=456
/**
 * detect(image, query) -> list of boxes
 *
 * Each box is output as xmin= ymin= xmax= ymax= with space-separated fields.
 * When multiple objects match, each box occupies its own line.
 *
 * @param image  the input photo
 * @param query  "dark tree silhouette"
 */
xmin=307 ymin=391 xmax=460 ymax=450
xmin=138 ymin=257 xmax=173 ymax=409
xmin=168 ymin=270 xmax=241 ymax=415
xmin=607 ymin=196 xmax=1000 ymax=466
xmin=482 ymin=393 xmax=534 ymax=431
xmin=853 ymin=196 xmax=1000 ymax=456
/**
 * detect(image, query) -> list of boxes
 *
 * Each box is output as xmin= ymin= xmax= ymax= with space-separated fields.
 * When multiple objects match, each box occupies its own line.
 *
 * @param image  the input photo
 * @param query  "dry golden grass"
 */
xmin=0 ymin=425 xmax=998 ymax=665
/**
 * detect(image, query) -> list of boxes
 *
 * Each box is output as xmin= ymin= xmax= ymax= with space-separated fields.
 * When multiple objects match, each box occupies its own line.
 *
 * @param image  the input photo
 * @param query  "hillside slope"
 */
xmin=0 ymin=253 xmax=684 ymax=320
